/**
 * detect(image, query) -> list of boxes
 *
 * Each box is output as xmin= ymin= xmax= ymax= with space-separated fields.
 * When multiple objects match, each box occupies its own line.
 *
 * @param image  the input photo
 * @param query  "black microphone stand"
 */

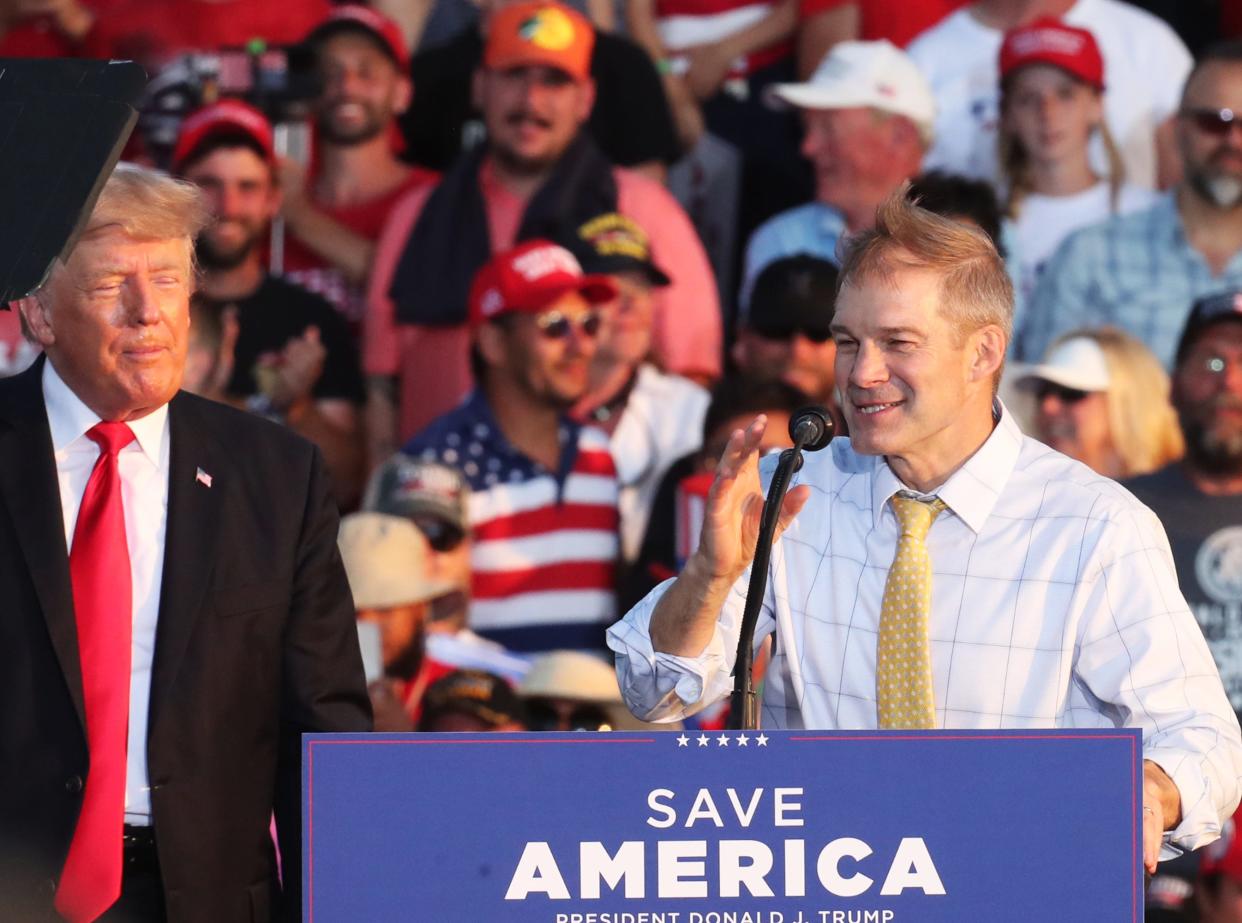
xmin=727 ymin=407 xmax=833 ymax=730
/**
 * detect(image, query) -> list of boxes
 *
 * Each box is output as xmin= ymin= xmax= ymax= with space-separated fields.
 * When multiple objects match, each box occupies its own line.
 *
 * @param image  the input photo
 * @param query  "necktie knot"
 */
xmin=86 ymin=421 xmax=135 ymax=457
xmin=892 ymin=495 xmax=945 ymax=540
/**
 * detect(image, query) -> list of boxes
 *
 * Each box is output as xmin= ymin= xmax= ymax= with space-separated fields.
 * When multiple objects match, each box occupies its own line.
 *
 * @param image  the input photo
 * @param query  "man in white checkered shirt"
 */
xmin=608 ymin=191 xmax=1242 ymax=873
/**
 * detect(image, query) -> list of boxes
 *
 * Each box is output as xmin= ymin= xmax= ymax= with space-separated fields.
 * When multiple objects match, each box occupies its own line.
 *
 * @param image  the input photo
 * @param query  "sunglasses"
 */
xmin=752 ymin=325 xmax=834 ymax=344
xmin=413 ymin=515 xmax=466 ymax=553
xmin=1035 ymin=382 xmax=1092 ymax=405
xmin=1182 ymin=108 xmax=1242 ymax=137
xmin=525 ymin=699 xmax=613 ymax=732
xmin=535 ymin=310 xmax=603 ymax=340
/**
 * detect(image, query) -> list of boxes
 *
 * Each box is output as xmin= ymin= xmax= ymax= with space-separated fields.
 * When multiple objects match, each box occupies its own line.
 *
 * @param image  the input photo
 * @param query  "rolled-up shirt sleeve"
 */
xmin=1074 ymin=504 xmax=1242 ymax=857
xmin=608 ymin=562 xmax=777 ymax=723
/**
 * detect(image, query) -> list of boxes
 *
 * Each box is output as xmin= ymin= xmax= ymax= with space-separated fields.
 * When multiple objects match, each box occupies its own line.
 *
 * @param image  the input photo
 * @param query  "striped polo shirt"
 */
xmin=405 ymin=390 xmax=620 ymax=654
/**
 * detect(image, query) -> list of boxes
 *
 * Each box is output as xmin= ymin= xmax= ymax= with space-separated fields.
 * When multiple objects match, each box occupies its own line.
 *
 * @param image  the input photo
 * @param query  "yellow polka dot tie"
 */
xmin=876 ymin=495 xmax=946 ymax=729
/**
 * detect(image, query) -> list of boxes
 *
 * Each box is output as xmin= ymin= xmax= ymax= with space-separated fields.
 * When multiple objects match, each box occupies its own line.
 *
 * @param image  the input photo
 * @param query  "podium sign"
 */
xmin=303 ymin=729 xmax=1142 ymax=922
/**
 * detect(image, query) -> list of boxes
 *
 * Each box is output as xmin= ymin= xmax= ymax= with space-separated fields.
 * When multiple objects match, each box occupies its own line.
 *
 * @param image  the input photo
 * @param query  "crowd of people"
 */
xmin=6 ymin=0 xmax=1242 ymax=918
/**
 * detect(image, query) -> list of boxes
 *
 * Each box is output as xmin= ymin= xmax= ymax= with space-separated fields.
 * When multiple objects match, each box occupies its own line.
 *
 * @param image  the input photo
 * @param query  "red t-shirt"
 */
xmin=0 ymin=1 xmax=122 ymax=58
xmin=281 ymin=167 xmax=438 ymax=324
xmin=656 ymin=0 xmax=791 ymax=74
xmin=798 ymin=0 xmax=968 ymax=48
xmin=0 ymin=18 xmax=78 ymax=57
xmin=81 ymin=0 xmax=333 ymax=70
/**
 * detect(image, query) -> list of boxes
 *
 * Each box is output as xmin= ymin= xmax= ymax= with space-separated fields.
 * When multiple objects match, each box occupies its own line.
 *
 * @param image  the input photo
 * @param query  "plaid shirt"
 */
xmin=1018 ymin=194 xmax=1242 ymax=365
xmin=609 ymin=404 xmax=1242 ymax=856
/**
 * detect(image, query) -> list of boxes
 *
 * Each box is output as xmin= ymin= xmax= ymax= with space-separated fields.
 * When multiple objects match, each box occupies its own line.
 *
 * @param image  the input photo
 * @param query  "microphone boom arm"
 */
xmin=727 ymin=407 xmax=833 ymax=730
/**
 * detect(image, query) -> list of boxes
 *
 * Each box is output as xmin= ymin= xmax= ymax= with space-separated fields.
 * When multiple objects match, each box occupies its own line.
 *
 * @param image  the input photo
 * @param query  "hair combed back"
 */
xmin=838 ymin=188 xmax=1014 ymax=343
xmin=85 ymin=162 xmax=209 ymax=244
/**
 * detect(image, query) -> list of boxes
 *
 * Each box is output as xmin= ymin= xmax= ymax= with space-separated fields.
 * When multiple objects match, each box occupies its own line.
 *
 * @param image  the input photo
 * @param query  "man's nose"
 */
xmin=125 ymin=276 xmax=163 ymax=326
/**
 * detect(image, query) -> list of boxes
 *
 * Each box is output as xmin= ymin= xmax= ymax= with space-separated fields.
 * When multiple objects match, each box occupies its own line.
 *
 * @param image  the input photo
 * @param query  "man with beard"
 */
xmin=1126 ymin=292 xmax=1242 ymax=721
xmin=365 ymin=0 xmax=721 ymax=458
xmin=1020 ymin=41 xmax=1242 ymax=366
xmin=281 ymin=5 xmax=437 ymax=325
xmin=338 ymin=512 xmax=460 ymax=731
xmin=404 ymin=241 xmax=623 ymax=655
xmin=173 ymin=101 xmax=367 ymax=506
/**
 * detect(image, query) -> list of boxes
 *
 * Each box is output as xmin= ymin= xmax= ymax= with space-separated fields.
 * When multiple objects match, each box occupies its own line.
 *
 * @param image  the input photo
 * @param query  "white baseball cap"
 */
xmin=769 ymin=40 xmax=937 ymax=145
xmin=338 ymin=512 xmax=457 ymax=609
xmin=1017 ymin=336 xmax=1112 ymax=393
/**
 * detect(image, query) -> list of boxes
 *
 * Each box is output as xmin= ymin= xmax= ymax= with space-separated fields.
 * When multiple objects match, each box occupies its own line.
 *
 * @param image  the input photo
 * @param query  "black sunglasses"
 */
xmin=1182 ymin=108 xmax=1242 ymax=137
xmin=525 ymin=699 xmax=613 ymax=731
xmin=752 ymin=324 xmax=834 ymax=344
xmin=535 ymin=310 xmax=603 ymax=340
xmin=1036 ymin=381 xmax=1091 ymax=405
xmin=413 ymin=516 xmax=466 ymax=553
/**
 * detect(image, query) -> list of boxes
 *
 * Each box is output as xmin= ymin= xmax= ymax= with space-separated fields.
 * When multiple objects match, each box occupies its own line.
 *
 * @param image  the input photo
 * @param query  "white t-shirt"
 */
xmin=1008 ymin=181 xmax=1159 ymax=306
xmin=907 ymin=0 xmax=1192 ymax=190
xmin=609 ymin=364 xmax=710 ymax=563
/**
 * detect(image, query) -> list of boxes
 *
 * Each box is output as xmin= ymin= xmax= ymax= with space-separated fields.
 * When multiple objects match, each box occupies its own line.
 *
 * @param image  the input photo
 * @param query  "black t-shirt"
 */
xmin=401 ymin=28 xmax=681 ymax=172
xmin=209 ymin=274 xmax=366 ymax=405
xmin=1124 ymin=463 xmax=1242 ymax=710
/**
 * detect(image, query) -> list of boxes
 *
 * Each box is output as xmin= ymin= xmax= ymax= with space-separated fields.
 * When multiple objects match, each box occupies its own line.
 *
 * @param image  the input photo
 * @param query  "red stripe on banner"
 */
xmin=472 ymin=560 xmax=615 ymax=599
xmin=474 ymin=503 xmax=617 ymax=541
xmin=572 ymin=449 xmax=616 ymax=477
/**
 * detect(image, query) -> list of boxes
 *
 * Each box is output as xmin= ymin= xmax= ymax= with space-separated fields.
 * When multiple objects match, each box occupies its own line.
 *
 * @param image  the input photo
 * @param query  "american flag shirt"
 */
xmin=405 ymin=390 xmax=620 ymax=653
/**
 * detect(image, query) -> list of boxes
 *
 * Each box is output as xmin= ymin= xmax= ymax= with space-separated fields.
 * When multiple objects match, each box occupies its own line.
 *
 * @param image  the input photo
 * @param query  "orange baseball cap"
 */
xmin=484 ymin=1 xmax=594 ymax=82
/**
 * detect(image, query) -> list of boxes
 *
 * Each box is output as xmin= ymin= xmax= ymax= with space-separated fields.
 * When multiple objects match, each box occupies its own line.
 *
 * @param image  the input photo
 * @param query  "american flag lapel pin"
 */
xmin=195 ymin=467 xmax=213 ymax=488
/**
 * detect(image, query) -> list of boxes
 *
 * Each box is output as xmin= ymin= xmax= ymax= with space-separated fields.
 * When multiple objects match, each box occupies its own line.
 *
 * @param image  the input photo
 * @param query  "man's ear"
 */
xmin=394 ymin=75 xmax=414 ymax=116
xmin=15 ymin=294 xmax=55 ymax=348
xmin=969 ymin=324 xmax=1006 ymax=385
xmin=730 ymin=334 xmax=749 ymax=370
xmin=476 ymin=322 xmax=507 ymax=369
xmin=575 ymin=77 xmax=597 ymax=125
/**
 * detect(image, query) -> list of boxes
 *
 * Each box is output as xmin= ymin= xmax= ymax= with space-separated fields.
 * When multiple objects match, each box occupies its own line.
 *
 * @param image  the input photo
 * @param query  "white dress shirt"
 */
xmin=44 ymin=361 xmax=169 ymax=825
xmin=608 ymin=403 xmax=1242 ymax=856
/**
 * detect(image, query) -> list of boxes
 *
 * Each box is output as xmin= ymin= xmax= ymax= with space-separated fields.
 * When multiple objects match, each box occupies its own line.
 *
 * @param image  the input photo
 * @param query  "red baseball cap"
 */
xmin=999 ymin=19 xmax=1104 ymax=90
xmin=172 ymin=99 xmax=275 ymax=172
xmin=468 ymin=241 xmax=617 ymax=328
xmin=306 ymin=4 xmax=410 ymax=71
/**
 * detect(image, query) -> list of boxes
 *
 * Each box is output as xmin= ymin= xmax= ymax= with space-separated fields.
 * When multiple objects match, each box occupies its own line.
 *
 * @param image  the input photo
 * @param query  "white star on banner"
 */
xmin=736 ymin=735 xmax=749 ymax=747
xmin=756 ymin=734 xmax=769 ymax=747
xmin=677 ymin=735 xmax=689 ymax=747
xmin=698 ymin=734 xmax=710 ymax=747
xmin=717 ymin=734 xmax=730 ymax=747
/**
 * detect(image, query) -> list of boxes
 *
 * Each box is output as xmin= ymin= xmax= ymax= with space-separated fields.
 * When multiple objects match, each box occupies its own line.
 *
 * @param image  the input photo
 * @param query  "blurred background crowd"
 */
xmin=5 ymin=0 xmax=1242 ymax=915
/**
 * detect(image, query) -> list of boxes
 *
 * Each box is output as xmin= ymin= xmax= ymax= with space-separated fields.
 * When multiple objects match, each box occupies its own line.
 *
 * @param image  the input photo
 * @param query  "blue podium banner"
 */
xmin=303 ymin=729 xmax=1143 ymax=923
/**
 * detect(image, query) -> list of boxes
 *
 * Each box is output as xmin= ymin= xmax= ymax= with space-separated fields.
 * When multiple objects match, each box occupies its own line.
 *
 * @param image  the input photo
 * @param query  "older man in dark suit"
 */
xmin=0 ymin=163 xmax=371 ymax=922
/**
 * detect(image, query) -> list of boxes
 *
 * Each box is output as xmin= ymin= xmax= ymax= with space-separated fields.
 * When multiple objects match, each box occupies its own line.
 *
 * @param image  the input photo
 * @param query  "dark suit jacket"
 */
xmin=0 ymin=357 xmax=371 ymax=922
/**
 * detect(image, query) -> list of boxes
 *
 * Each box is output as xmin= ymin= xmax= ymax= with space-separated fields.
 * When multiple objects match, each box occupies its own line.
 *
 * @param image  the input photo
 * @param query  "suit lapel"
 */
xmin=0 ymin=357 xmax=86 ymax=731
xmin=148 ymin=393 xmax=224 ymax=732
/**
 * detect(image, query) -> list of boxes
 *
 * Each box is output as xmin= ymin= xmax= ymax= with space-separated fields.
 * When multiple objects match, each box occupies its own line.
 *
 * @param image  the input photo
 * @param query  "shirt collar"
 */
xmin=43 ymin=359 xmax=169 ymax=465
xmin=463 ymin=388 xmax=584 ymax=480
xmin=870 ymin=400 xmax=1023 ymax=534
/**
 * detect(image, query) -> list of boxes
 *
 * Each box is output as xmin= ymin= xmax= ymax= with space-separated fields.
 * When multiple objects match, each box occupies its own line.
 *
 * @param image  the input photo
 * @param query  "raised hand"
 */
xmin=694 ymin=414 xmax=811 ymax=584
xmin=651 ymin=414 xmax=811 ymax=657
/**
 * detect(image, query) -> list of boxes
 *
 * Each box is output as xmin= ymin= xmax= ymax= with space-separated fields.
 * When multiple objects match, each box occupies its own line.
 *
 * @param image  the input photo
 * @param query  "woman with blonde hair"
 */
xmin=998 ymin=19 xmax=1156 ymax=308
xmin=1019 ymin=326 xmax=1184 ymax=479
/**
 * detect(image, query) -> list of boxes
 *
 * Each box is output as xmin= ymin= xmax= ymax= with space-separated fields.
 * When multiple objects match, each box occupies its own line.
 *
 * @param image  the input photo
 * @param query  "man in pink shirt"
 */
xmin=364 ymin=0 xmax=721 ymax=460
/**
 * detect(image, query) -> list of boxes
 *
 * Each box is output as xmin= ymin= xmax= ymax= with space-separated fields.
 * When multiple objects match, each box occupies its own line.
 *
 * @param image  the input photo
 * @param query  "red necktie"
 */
xmin=55 ymin=422 xmax=136 ymax=923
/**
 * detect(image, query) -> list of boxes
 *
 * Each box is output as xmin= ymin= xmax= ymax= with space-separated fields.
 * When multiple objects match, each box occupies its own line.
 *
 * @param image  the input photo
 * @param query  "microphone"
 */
xmin=788 ymin=406 xmax=834 ymax=452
